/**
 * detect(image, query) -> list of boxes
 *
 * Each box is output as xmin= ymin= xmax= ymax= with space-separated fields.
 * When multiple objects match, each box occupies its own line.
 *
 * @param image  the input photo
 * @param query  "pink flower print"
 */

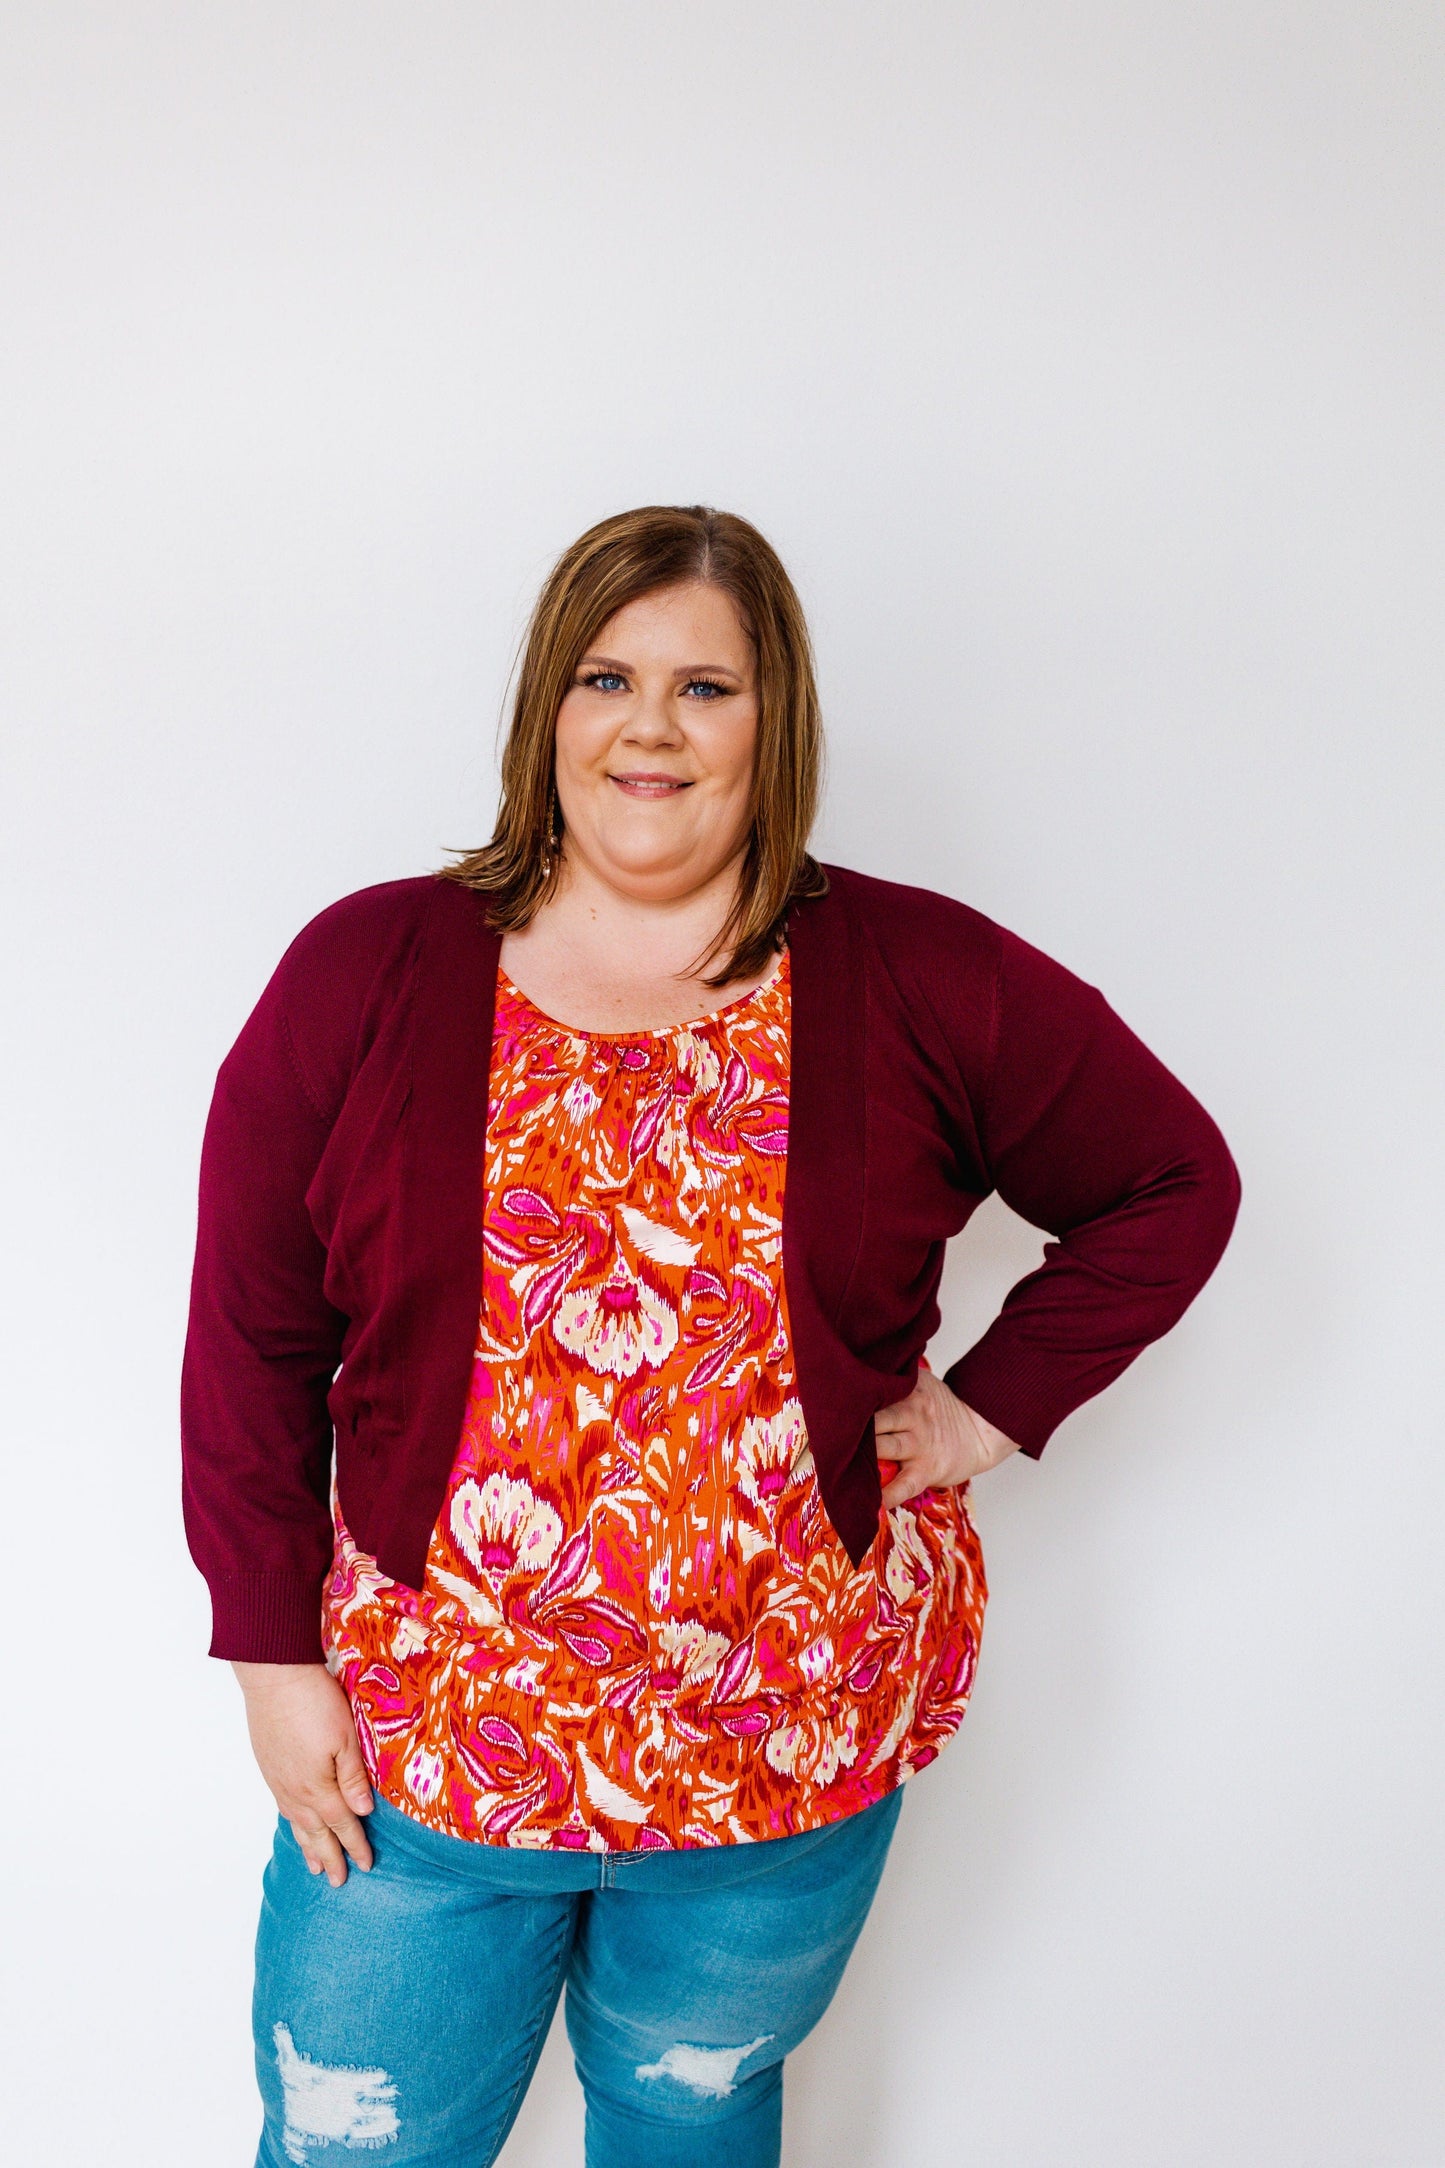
xmin=348 ymin=1699 xmax=381 ymax=1783
xmin=773 ymin=1478 xmax=823 ymax=1571
xmin=328 ymin=1548 xmax=395 ymax=1625
xmin=735 ymin=1402 xmax=809 ymax=1512
xmin=686 ymin=1264 xmax=727 ymax=1304
xmin=683 ymin=1263 xmax=777 ymax=1393
xmin=709 ymin=1635 xmax=775 ymax=1738
xmin=797 ymin=1631 xmax=836 ymax=1688
xmin=449 ymin=1717 xmax=573 ymax=1839
xmin=450 ymin=1474 xmax=564 ymax=1581
xmin=328 ymin=947 xmax=991 ymax=1853
xmin=628 ymin=1082 xmax=672 ymax=1160
xmin=762 ymin=1718 xmax=805 ymax=1777
xmin=692 ymin=1052 xmax=753 ymax=1166
xmin=810 ymin=1707 xmax=860 ymax=1787
xmin=553 ymin=1261 xmax=678 ymax=1379
xmin=763 ymin=1707 xmax=859 ymax=1787
xmin=561 ymin=1076 xmax=600 ymax=1123
xmin=547 ymin=1595 xmax=648 ymax=1673
xmin=354 ymin=1661 xmax=413 ymax=1742
xmin=652 ymin=1617 xmax=731 ymax=1703
xmin=390 ymin=1615 xmax=429 ymax=1660
xmin=916 ymin=1625 xmax=979 ymax=1731
xmin=484 ymin=1184 xmax=563 ymax=1267
xmin=712 ymin=1051 xmax=750 ymax=1125
xmin=743 ymin=1088 xmax=790 ymax=1157
xmin=884 ymin=1509 xmax=936 ymax=1607
xmin=404 ymin=1744 xmax=445 ymax=1805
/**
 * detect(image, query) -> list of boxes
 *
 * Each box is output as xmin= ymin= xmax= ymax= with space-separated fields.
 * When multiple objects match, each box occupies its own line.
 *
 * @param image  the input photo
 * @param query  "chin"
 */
xmin=591 ymin=818 xmax=693 ymax=867
xmin=600 ymin=853 xmax=696 ymax=893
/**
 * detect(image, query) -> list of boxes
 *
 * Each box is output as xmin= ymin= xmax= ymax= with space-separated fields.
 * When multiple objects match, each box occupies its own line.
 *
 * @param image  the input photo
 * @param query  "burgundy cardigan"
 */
xmin=182 ymin=866 xmax=1240 ymax=1663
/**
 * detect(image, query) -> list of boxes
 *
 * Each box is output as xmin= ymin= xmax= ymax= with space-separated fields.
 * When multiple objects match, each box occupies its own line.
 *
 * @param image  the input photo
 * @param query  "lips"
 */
xmin=609 ymin=773 xmax=692 ymax=797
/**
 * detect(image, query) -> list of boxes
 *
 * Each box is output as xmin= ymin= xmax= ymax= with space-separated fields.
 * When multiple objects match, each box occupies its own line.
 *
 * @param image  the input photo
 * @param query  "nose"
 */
xmin=622 ymin=682 xmax=685 ymax=747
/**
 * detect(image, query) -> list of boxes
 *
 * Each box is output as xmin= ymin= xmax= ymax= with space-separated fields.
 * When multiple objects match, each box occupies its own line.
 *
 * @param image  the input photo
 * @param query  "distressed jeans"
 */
xmin=253 ymin=1783 xmax=903 ymax=2168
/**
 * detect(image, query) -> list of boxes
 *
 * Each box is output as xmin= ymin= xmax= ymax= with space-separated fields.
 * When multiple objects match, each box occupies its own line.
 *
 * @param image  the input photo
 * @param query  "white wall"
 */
xmin=2 ymin=6 xmax=1441 ymax=2163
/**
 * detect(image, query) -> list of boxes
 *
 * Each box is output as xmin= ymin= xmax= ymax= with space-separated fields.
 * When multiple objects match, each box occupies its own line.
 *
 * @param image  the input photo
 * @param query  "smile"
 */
xmin=608 ymin=774 xmax=693 ymax=797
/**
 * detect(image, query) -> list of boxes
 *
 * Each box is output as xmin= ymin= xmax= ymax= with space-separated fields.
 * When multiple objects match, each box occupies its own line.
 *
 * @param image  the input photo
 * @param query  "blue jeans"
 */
xmin=253 ymin=1785 xmax=903 ymax=2168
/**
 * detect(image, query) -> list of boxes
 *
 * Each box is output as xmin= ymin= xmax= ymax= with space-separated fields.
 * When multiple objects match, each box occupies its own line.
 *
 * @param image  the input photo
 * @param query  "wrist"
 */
xmin=969 ymin=1409 xmax=1019 ymax=1472
xmin=231 ymin=1660 xmax=330 ymax=1693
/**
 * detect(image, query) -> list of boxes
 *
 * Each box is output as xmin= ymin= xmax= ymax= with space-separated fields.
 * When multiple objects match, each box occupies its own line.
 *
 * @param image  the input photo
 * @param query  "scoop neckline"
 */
xmin=495 ymin=943 xmax=788 ymax=1043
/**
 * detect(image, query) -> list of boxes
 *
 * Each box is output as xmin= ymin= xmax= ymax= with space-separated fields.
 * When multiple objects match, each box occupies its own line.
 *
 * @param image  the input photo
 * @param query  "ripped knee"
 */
xmin=273 ymin=2022 xmax=400 ymax=2161
xmin=633 ymin=2035 xmax=773 ymax=2100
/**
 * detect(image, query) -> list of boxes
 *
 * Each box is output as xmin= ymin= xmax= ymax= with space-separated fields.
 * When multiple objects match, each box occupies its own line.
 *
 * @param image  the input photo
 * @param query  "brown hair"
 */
xmin=441 ymin=504 xmax=828 ymax=984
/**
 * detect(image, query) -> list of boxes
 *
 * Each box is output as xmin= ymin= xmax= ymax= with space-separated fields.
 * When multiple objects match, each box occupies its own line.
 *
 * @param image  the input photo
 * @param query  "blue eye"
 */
xmin=577 ymin=669 xmax=734 ymax=700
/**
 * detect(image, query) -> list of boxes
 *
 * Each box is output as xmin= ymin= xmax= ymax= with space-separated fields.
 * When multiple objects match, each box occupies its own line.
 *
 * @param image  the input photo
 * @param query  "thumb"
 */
xmin=334 ymin=1733 xmax=375 ymax=1814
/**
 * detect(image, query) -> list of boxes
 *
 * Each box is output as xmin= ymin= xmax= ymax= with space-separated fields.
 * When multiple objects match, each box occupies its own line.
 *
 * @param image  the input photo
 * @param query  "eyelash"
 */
xmin=578 ymin=671 xmax=732 ymax=700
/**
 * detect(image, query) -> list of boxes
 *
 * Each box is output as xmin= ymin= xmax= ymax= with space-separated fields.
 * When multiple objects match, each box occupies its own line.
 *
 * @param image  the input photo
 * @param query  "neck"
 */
xmin=498 ymin=846 xmax=772 ymax=1031
xmin=538 ymin=848 xmax=748 ymax=981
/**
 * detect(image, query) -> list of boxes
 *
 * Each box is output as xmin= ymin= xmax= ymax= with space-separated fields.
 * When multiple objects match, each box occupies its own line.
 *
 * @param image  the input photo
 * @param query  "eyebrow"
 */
xmin=577 ymin=652 xmax=744 ymax=680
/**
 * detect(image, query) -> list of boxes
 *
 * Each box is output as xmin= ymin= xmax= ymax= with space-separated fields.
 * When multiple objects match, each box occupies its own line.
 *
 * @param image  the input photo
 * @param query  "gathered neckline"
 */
xmin=495 ymin=944 xmax=788 ymax=1045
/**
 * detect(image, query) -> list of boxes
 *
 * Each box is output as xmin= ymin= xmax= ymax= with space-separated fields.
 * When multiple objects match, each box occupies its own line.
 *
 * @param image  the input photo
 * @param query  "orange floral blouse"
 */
xmin=322 ymin=947 xmax=988 ymax=1851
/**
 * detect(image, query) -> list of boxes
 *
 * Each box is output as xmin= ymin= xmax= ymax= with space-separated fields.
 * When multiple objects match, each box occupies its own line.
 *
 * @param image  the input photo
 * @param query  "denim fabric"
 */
xmin=253 ymin=1785 xmax=903 ymax=2168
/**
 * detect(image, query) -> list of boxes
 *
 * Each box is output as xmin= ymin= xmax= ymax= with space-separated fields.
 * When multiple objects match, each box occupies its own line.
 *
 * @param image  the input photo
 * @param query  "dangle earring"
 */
xmin=541 ymin=784 xmax=562 ymax=876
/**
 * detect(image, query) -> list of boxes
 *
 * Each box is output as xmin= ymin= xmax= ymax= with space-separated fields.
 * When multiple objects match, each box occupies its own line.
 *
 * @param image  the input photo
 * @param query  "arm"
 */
xmin=182 ymin=889 xmax=442 ymax=1877
xmin=876 ymin=927 xmax=1238 ymax=1502
xmin=183 ymin=960 xmax=377 ymax=1881
xmin=181 ymin=965 xmax=348 ymax=1664
xmin=943 ymin=926 xmax=1241 ymax=1451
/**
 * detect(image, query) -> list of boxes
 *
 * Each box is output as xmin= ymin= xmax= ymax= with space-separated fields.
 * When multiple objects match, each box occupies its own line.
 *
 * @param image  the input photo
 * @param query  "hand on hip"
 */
xmin=873 ymin=1368 xmax=1020 ymax=1509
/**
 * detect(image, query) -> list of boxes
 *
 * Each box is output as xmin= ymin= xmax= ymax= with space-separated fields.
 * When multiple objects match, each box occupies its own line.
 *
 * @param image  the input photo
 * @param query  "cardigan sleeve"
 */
xmin=942 ymin=927 xmax=1241 ymax=1453
xmin=181 ymin=967 xmax=348 ymax=1664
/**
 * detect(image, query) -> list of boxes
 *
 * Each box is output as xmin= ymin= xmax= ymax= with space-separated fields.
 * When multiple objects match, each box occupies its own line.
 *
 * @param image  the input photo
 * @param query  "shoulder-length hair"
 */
xmin=441 ymin=504 xmax=828 ymax=985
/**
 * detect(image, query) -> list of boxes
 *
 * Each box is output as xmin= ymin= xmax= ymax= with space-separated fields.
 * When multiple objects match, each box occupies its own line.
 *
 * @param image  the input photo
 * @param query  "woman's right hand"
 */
xmin=231 ymin=1661 xmax=375 ymax=1886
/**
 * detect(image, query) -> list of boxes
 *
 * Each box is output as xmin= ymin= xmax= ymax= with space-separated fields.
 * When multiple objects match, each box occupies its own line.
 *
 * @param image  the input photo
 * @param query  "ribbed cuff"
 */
xmin=207 ymin=1571 xmax=327 ymax=1663
xmin=942 ymin=1342 xmax=1070 ymax=1461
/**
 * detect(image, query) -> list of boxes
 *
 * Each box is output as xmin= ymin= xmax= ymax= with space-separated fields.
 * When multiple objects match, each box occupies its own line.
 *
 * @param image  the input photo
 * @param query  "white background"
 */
xmin=2 ymin=6 xmax=1441 ymax=2163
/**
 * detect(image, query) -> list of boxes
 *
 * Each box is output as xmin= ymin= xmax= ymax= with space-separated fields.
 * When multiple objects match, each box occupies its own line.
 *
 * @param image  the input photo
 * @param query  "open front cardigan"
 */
xmin=181 ymin=865 xmax=1240 ymax=1664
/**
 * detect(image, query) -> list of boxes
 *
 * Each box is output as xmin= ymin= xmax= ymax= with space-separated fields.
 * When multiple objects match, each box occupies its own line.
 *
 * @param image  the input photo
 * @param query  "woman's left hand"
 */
xmin=873 ymin=1369 xmax=1021 ymax=1509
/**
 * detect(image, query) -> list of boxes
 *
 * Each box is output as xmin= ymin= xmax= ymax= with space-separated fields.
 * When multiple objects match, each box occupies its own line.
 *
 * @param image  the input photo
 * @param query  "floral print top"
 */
xmin=322 ymin=946 xmax=987 ymax=1850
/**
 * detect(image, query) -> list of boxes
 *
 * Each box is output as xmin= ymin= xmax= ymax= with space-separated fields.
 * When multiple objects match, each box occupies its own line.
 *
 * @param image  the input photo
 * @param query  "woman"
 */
xmin=183 ymin=504 xmax=1240 ymax=2167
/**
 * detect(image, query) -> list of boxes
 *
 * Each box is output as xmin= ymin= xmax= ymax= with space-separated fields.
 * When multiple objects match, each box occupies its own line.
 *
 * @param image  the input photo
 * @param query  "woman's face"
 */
xmin=552 ymin=581 xmax=759 ymax=905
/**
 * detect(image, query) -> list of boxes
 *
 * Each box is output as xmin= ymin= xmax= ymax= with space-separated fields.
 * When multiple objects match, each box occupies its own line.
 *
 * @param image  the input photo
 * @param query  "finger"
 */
xmin=881 ymin=1467 xmax=934 ymax=1510
xmin=878 ymin=1432 xmax=920 ymax=1487
xmin=875 ymin=1424 xmax=919 ymax=1467
xmin=334 ymin=1738 xmax=376 ymax=1819
xmin=327 ymin=1801 xmax=374 ymax=1874
xmin=302 ymin=1779 xmax=374 ymax=1874
xmin=292 ymin=1816 xmax=349 ymax=1887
